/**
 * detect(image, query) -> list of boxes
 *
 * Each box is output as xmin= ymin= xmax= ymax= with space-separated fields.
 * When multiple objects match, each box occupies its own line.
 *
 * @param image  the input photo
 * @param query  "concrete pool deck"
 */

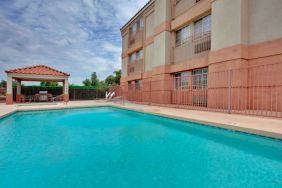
xmin=0 ymin=100 xmax=281 ymax=139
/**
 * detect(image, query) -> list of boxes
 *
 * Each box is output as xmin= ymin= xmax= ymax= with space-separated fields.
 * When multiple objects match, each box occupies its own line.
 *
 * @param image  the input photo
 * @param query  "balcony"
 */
xmin=174 ymin=31 xmax=211 ymax=64
xmin=128 ymin=29 xmax=143 ymax=49
xmin=127 ymin=59 xmax=144 ymax=75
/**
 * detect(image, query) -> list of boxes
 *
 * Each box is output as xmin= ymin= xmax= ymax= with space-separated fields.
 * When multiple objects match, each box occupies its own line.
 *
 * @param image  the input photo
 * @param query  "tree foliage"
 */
xmin=90 ymin=72 xmax=99 ymax=87
xmin=0 ymin=80 xmax=18 ymax=88
xmin=82 ymin=78 xmax=92 ymax=86
xmin=82 ymin=70 xmax=121 ymax=89
xmin=40 ymin=82 xmax=59 ymax=87
xmin=0 ymin=80 xmax=6 ymax=88
xmin=105 ymin=70 xmax=121 ymax=86
xmin=105 ymin=75 xmax=115 ymax=85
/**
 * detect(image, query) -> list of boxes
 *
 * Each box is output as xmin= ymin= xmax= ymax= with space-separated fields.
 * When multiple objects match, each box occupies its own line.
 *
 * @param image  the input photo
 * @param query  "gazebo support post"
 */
xmin=16 ymin=80 xmax=21 ymax=103
xmin=6 ymin=75 xmax=13 ymax=105
xmin=63 ymin=79 xmax=69 ymax=103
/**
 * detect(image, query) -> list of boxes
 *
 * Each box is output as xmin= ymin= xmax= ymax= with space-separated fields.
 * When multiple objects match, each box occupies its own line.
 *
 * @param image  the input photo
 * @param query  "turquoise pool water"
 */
xmin=0 ymin=107 xmax=281 ymax=188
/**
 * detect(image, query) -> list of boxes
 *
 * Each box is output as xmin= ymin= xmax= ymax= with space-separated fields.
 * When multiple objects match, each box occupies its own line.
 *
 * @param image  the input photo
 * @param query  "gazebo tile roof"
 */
xmin=5 ymin=65 xmax=69 ymax=76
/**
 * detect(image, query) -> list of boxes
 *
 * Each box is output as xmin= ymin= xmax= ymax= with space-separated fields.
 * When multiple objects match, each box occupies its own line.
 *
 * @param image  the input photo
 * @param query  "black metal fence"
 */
xmin=69 ymin=88 xmax=106 ymax=100
xmin=12 ymin=86 xmax=107 ymax=101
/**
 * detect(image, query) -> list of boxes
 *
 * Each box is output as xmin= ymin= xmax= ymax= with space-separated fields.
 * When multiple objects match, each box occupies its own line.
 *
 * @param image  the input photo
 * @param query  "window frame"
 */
xmin=194 ymin=15 xmax=211 ymax=37
xmin=173 ymin=71 xmax=190 ymax=90
xmin=175 ymin=24 xmax=192 ymax=46
xmin=130 ymin=18 xmax=144 ymax=34
xmin=129 ymin=53 xmax=136 ymax=63
xmin=135 ymin=80 xmax=142 ymax=90
xmin=136 ymin=49 xmax=143 ymax=60
xmin=192 ymin=68 xmax=208 ymax=89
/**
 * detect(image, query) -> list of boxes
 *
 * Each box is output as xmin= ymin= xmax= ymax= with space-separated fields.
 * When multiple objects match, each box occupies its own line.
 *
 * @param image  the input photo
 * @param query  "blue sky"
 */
xmin=0 ymin=0 xmax=148 ymax=84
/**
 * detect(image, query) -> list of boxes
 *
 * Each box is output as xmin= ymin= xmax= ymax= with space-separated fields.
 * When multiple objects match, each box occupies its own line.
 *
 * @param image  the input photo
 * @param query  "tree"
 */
xmin=105 ymin=75 xmax=116 ymax=85
xmin=0 ymin=80 xmax=7 ymax=88
xmin=40 ymin=82 xmax=59 ymax=87
xmin=82 ymin=69 xmax=121 ymax=88
xmin=69 ymin=83 xmax=78 ymax=87
xmin=105 ymin=70 xmax=121 ymax=86
xmin=83 ymin=78 xmax=92 ymax=86
xmin=90 ymin=72 xmax=99 ymax=87
xmin=0 ymin=80 xmax=18 ymax=87
xmin=97 ymin=80 xmax=107 ymax=89
xmin=113 ymin=70 xmax=121 ymax=85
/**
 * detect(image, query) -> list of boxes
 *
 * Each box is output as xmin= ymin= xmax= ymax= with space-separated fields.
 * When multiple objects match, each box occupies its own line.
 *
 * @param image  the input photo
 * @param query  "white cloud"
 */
xmin=0 ymin=0 xmax=148 ymax=84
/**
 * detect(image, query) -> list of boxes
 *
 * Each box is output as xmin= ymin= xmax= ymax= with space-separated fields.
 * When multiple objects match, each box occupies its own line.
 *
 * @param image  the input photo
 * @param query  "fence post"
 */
xmin=228 ymin=70 xmax=233 ymax=114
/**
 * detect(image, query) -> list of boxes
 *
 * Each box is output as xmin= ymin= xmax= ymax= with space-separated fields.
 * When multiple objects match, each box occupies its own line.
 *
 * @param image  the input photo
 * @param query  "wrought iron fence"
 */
xmin=111 ymin=63 xmax=282 ymax=118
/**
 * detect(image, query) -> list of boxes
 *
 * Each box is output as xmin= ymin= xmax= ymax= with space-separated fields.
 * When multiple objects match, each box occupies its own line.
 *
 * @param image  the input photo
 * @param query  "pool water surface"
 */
xmin=0 ymin=107 xmax=281 ymax=188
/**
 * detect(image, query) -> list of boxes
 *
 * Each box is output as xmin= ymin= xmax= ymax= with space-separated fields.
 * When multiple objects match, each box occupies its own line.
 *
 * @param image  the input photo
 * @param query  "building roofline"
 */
xmin=120 ymin=0 xmax=154 ymax=32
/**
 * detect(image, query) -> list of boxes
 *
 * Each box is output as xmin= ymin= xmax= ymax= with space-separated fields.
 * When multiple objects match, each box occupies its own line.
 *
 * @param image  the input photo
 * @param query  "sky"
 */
xmin=0 ymin=0 xmax=148 ymax=85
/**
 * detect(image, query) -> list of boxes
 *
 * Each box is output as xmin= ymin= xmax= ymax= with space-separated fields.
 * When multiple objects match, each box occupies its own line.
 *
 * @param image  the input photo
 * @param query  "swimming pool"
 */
xmin=0 ymin=107 xmax=281 ymax=188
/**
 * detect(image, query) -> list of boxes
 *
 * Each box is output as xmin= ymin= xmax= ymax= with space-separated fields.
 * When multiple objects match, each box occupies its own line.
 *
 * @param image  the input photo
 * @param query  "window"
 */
xmin=131 ymin=23 xmax=137 ymax=33
xmin=194 ymin=15 xmax=211 ymax=36
xmin=194 ymin=20 xmax=202 ymax=36
xmin=129 ymin=49 xmax=143 ymax=63
xmin=202 ymin=15 xmax=211 ymax=33
xmin=176 ymin=25 xmax=192 ymax=46
xmin=174 ymin=71 xmax=189 ymax=90
xmin=130 ymin=18 xmax=144 ymax=34
xmin=194 ymin=15 xmax=211 ymax=53
xmin=192 ymin=68 xmax=208 ymax=106
xmin=192 ymin=68 xmax=208 ymax=89
xmin=135 ymin=80 xmax=142 ymax=90
xmin=139 ymin=18 xmax=144 ymax=29
xmin=129 ymin=53 xmax=136 ymax=63
xmin=136 ymin=50 xmax=143 ymax=60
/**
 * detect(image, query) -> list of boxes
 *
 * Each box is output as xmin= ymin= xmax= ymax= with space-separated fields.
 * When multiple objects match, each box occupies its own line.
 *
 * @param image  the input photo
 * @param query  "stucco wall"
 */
xmin=175 ymin=0 xmax=195 ymax=18
xmin=154 ymin=0 xmax=171 ymax=26
xmin=122 ymin=33 xmax=128 ymax=52
xmin=145 ymin=43 xmax=154 ymax=71
xmin=122 ymin=58 xmax=128 ymax=76
xmin=248 ymin=0 xmax=282 ymax=44
xmin=146 ymin=12 xmax=155 ymax=38
xmin=212 ymin=0 xmax=282 ymax=50
xmin=211 ymin=0 xmax=248 ymax=51
xmin=153 ymin=31 xmax=171 ymax=67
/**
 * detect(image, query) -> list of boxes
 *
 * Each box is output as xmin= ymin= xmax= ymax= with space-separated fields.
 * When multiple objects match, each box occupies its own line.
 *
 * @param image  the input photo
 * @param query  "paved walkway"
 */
xmin=0 ymin=100 xmax=281 ymax=139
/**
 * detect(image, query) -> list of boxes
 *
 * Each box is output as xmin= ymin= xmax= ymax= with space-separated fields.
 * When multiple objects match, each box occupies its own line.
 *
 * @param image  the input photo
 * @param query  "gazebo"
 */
xmin=5 ymin=65 xmax=70 ymax=105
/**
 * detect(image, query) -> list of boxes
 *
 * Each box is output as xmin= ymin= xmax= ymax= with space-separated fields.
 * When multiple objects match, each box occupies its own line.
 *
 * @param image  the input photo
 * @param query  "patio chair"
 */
xmin=18 ymin=94 xmax=26 ymax=103
xmin=48 ymin=94 xmax=53 ymax=102
xmin=34 ymin=94 xmax=40 ymax=102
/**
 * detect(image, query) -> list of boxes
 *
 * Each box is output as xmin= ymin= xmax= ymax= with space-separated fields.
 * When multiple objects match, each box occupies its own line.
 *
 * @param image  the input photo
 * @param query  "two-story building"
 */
xmin=120 ymin=0 xmax=282 ymax=115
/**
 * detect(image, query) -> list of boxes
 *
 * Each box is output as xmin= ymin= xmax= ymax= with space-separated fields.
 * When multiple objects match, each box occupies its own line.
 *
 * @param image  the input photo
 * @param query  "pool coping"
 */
xmin=0 ymin=101 xmax=281 ymax=140
xmin=110 ymin=105 xmax=282 ymax=140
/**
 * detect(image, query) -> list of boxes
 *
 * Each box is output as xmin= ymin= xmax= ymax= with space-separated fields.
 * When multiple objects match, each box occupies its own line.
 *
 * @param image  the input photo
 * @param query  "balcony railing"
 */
xmin=127 ymin=59 xmax=143 ymax=75
xmin=174 ymin=31 xmax=211 ymax=63
xmin=128 ymin=29 xmax=143 ymax=48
